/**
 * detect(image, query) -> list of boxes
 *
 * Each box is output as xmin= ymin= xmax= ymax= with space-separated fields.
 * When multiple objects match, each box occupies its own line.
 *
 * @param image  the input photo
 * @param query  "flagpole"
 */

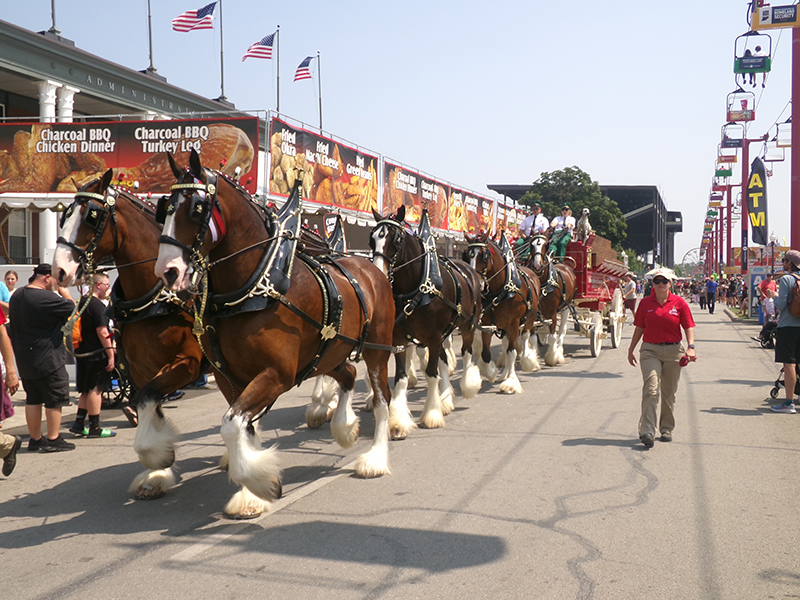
xmin=317 ymin=51 xmax=322 ymax=130
xmin=218 ymin=0 xmax=227 ymax=103
xmin=48 ymin=0 xmax=60 ymax=35
xmin=276 ymin=26 xmax=281 ymax=114
xmin=145 ymin=0 xmax=157 ymax=75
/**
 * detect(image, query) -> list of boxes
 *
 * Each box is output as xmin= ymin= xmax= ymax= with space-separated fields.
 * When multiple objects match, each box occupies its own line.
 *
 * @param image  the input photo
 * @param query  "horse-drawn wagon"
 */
xmin=562 ymin=233 xmax=628 ymax=356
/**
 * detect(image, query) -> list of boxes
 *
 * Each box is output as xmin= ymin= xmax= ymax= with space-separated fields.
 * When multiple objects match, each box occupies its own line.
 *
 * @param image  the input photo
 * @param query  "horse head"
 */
xmin=529 ymin=234 xmax=550 ymax=273
xmin=369 ymin=205 xmax=408 ymax=280
xmin=155 ymin=150 xmax=224 ymax=291
xmin=53 ymin=168 xmax=118 ymax=287
xmin=466 ymin=231 xmax=497 ymax=279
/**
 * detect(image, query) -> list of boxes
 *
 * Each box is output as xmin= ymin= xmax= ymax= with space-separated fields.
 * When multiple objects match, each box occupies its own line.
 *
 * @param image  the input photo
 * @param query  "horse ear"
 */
xmin=167 ymin=153 xmax=182 ymax=179
xmin=396 ymin=205 xmax=406 ymax=222
xmin=372 ymin=208 xmax=382 ymax=222
xmin=100 ymin=168 xmax=114 ymax=191
xmin=189 ymin=149 xmax=203 ymax=177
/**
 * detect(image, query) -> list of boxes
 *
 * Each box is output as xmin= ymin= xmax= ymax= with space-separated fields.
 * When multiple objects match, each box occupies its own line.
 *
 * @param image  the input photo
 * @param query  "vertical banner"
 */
xmin=747 ymin=156 xmax=768 ymax=246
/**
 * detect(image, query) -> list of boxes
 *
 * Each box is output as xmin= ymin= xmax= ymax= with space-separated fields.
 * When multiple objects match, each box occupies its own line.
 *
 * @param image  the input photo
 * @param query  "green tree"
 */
xmin=519 ymin=166 xmax=628 ymax=248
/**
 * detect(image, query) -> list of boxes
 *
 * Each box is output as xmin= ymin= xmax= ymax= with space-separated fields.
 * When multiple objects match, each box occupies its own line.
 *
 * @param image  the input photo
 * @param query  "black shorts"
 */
xmin=76 ymin=358 xmax=110 ymax=394
xmin=775 ymin=327 xmax=800 ymax=364
xmin=22 ymin=367 xmax=71 ymax=409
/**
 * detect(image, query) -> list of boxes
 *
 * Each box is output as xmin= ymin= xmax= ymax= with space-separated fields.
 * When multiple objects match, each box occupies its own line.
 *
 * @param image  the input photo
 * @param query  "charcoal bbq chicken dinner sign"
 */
xmin=0 ymin=117 xmax=259 ymax=194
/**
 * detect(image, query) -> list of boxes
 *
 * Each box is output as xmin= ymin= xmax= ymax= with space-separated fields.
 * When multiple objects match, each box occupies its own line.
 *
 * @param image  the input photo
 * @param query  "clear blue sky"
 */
xmin=3 ymin=1 xmax=795 ymax=264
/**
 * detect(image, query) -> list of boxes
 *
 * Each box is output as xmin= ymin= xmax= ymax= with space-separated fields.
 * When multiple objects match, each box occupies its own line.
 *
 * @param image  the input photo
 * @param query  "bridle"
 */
xmin=467 ymin=240 xmax=492 ymax=279
xmin=528 ymin=234 xmax=550 ymax=275
xmin=371 ymin=218 xmax=407 ymax=284
xmin=157 ymin=168 xmax=222 ymax=282
xmin=57 ymin=185 xmax=120 ymax=277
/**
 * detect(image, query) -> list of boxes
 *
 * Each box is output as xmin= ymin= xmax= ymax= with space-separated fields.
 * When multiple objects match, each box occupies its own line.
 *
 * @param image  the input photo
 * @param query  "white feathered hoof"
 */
xmin=305 ymin=402 xmax=329 ymax=429
xmin=354 ymin=447 xmax=391 ymax=478
xmin=419 ymin=408 xmax=445 ymax=429
xmin=479 ymin=358 xmax=498 ymax=383
xmin=332 ymin=416 xmax=360 ymax=449
xmin=219 ymin=451 xmax=229 ymax=471
xmin=389 ymin=403 xmax=415 ymax=441
xmin=440 ymin=385 xmax=455 ymax=415
xmin=499 ymin=374 xmax=523 ymax=394
xmin=460 ymin=363 xmax=482 ymax=399
xmin=224 ymin=487 xmax=272 ymax=520
xmin=134 ymin=403 xmax=179 ymax=470
xmin=556 ymin=348 xmax=566 ymax=365
xmin=544 ymin=336 xmax=559 ymax=367
xmin=496 ymin=349 xmax=507 ymax=369
xmin=129 ymin=468 xmax=176 ymax=500
xmin=520 ymin=350 xmax=541 ymax=372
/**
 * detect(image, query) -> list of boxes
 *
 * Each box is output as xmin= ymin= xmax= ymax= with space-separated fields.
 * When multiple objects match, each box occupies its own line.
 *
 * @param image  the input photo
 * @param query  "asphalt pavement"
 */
xmin=0 ymin=303 xmax=797 ymax=600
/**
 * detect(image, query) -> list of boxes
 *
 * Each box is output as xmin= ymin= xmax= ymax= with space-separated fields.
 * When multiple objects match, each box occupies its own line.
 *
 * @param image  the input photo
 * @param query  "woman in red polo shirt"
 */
xmin=627 ymin=267 xmax=696 ymax=448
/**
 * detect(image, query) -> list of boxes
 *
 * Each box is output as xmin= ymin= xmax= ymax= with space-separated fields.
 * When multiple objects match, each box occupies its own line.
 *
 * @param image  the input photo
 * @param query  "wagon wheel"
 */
xmin=101 ymin=367 xmax=131 ymax=410
xmin=589 ymin=312 xmax=603 ymax=357
xmin=770 ymin=386 xmax=779 ymax=400
xmin=608 ymin=288 xmax=624 ymax=349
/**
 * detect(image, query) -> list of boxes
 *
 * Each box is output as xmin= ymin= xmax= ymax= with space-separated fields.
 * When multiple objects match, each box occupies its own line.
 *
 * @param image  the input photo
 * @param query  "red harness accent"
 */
xmin=211 ymin=203 xmax=226 ymax=236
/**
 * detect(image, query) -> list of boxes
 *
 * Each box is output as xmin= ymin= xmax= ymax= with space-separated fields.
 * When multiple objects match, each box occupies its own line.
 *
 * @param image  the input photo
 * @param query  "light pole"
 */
xmin=770 ymin=232 xmax=777 ymax=275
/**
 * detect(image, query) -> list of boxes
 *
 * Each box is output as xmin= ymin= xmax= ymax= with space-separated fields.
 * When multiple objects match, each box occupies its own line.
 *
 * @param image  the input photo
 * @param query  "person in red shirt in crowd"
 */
xmin=627 ymin=267 xmax=696 ymax=448
xmin=757 ymin=273 xmax=778 ymax=304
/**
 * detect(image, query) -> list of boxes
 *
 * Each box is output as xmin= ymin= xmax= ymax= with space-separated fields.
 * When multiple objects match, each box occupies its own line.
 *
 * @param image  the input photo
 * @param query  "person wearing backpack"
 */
xmin=771 ymin=249 xmax=800 ymax=413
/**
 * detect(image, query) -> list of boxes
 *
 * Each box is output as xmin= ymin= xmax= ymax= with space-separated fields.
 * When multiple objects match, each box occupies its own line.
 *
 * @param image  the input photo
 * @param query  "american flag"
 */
xmin=172 ymin=2 xmax=216 ymax=32
xmin=242 ymin=33 xmax=275 ymax=61
xmin=294 ymin=56 xmax=314 ymax=81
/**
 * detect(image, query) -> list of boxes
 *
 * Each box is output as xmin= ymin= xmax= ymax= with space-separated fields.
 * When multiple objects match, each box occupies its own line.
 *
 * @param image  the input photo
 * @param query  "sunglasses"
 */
xmin=653 ymin=278 xmax=670 ymax=285
xmin=561 ymin=208 xmax=570 ymax=211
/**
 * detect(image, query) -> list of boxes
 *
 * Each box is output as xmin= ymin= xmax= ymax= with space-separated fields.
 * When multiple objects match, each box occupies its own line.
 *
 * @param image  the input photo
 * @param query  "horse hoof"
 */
xmin=390 ymin=428 xmax=408 ymax=441
xmin=135 ymin=484 xmax=166 ymax=501
xmin=226 ymin=507 xmax=263 ymax=520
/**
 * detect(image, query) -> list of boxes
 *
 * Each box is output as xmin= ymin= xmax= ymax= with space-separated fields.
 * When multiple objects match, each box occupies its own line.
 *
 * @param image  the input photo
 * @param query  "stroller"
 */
xmin=758 ymin=317 xmax=778 ymax=349
xmin=769 ymin=365 xmax=800 ymax=400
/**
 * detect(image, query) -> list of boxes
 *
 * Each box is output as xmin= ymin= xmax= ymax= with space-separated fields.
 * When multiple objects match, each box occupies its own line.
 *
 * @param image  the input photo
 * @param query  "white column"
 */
xmin=37 ymin=80 xmax=61 ymax=123
xmin=37 ymin=80 xmax=63 ymax=263
xmin=56 ymin=85 xmax=80 ymax=122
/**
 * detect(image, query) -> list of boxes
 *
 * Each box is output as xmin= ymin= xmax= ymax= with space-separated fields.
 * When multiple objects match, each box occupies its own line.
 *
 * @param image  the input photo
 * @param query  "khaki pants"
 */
xmin=0 ymin=430 xmax=16 ymax=458
xmin=638 ymin=342 xmax=684 ymax=437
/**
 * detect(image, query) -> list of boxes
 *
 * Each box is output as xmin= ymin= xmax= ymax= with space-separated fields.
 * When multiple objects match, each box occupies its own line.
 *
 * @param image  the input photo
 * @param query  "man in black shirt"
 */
xmin=9 ymin=264 xmax=76 ymax=452
xmin=69 ymin=273 xmax=116 ymax=438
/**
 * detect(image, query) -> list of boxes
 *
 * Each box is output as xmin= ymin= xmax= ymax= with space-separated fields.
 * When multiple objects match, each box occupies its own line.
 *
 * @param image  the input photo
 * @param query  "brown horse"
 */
xmin=370 ymin=207 xmax=483 ymax=434
xmin=467 ymin=232 xmax=541 ymax=394
xmin=527 ymin=234 xmax=577 ymax=366
xmin=52 ymin=172 xmax=208 ymax=492
xmin=154 ymin=150 xmax=396 ymax=519
xmin=53 ymin=170 xmax=207 ymax=500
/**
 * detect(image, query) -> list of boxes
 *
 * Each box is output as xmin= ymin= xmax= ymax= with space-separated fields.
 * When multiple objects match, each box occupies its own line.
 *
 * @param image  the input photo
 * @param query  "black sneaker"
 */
xmin=660 ymin=431 xmax=673 ymax=442
xmin=41 ymin=435 xmax=76 ymax=452
xmin=27 ymin=437 xmax=45 ymax=452
xmin=640 ymin=433 xmax=655 ymax=448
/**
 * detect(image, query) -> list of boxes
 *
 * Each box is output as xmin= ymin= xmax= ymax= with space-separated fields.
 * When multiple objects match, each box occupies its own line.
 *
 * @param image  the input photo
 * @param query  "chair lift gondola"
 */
xmin=763 ymin=139 xmax=785 ymax=163
xmin=734 ymin=30 xmax=772 ymax=88
xmin=776 ymin=119 xmax=791 ymax=148
xmin=722 ymin=121 xmax=745 ymax=148
xmin=717 ymin=144 xmax=738 ymax=165
xmin=727 ymin=89 xmax=756 ymax=122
